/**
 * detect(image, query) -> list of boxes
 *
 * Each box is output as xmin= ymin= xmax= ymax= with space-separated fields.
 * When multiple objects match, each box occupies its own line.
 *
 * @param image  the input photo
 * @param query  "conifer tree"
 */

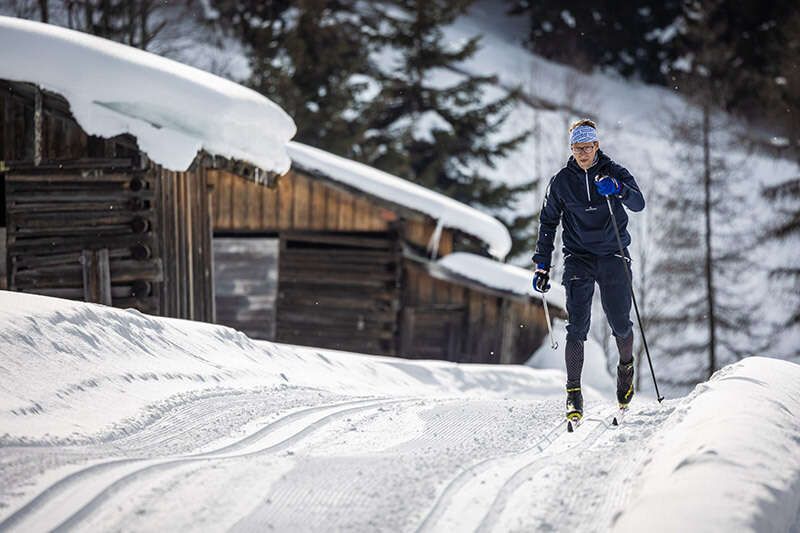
xmin=360 ymin=0 xmax=530 ymax=256
xmin=644 ymin=1 xmax=769 ymax=392
xmin=761 ymin=11 xmax=800 ymax=354
xmin=211 ymin=0 xmax=378 ymax=155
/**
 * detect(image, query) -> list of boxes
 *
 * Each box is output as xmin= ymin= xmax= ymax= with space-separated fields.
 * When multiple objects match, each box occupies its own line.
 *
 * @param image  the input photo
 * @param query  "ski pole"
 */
xmin=599 ymin=181 xmax=664 ymax=402
xmin=540 ymin=291 xmax=558 ymax=350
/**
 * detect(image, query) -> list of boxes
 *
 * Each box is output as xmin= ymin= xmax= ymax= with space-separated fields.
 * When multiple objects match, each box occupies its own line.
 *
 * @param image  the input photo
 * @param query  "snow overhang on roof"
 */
xmin=287 ymin=142 xmax=512 ymax=260
xmin=434 ymin=252 xmax=566 ymax=310
xmin=0 ymin=16 xmax=296 ymax=177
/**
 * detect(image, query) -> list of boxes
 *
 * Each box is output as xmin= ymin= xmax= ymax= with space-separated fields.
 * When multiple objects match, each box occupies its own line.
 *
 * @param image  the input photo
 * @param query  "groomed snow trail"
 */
xmin=0 ymin=389 xmax=677 ymax=532
xmin=3 ymin=294 xmax=799 ymax=532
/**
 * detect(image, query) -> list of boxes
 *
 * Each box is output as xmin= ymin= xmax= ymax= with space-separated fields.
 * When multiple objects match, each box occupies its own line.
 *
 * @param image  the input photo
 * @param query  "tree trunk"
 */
xmin=38 ymin=0 xmax=48 ymax=22
xmin=703 ymin=102 xmax=717 ymax=377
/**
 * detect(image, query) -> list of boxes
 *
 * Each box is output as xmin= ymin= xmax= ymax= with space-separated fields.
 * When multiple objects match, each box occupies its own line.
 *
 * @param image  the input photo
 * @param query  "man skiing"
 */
xmin=531 ymin=119 xmax=645 ymax=423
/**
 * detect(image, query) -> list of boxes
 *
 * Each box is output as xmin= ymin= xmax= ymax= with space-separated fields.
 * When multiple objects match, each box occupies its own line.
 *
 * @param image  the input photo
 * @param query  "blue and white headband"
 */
xmin=569 ymin=124 xmax=598 ymax=145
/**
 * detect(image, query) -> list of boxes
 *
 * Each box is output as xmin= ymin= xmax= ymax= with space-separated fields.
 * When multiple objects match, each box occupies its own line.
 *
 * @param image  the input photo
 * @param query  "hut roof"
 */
xmin=435 ymin=252 xmax=567 ymax=310
xmin=287 ymin=142 xmax=513 ymax=260
xmin=0 ymin=16 xmax=296 ymax=178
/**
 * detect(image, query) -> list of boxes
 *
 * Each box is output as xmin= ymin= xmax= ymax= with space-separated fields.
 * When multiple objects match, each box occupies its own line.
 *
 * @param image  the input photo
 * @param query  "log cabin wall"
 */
xmin=400 ymin=260 xmax=552 ymax=365
xmin=208 ymin=169 xmax=455 ymax=253
xmin=1 ymin=80 xmax=214 ymax=322
xmin=275 ymin=231 xmax=402 ymax=355
xmin=400 ymin=260 xmax=470 ymax=361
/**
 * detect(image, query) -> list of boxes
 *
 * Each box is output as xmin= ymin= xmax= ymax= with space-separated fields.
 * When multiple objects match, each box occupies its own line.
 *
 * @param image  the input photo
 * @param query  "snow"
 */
xmin=2 ymin=292 xmax=799 ymax=532
xmin=434 ymin=251 xmax=567 ymax=310
xmin=615 ymin=357 xmax=800 ymax=532
xmin=0 ymin=16 xmax=296 ymax=176
xmin=286 ymin=142 xmax=512 ymax=259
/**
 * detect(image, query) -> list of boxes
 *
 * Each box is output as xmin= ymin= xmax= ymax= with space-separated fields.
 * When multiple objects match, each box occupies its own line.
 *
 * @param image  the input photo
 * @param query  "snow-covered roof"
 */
xmin=0 ymin=16 xmax=296 ymax=177
xmin=435 ymin=252 xmax=566 ymax=309
xmin=287 ymin=142 xmax=512 ymax=259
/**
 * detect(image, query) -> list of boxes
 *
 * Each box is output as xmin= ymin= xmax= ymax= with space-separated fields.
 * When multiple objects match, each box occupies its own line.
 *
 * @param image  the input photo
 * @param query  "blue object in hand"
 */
xmin=532 ymin=263 xmax=550 ymax=293
xmin=595 ymin=175 xmax=621 ymax=196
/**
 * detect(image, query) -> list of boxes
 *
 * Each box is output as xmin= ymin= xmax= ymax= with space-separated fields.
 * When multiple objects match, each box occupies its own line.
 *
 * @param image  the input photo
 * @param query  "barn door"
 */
xmin=400 ymin=304 xmax=467 ymax=361
xmin=4 ymin=162 xmax=161 ymax=310
xmin=213 ymin=236 xmax=279 ymax=340
xmin=275 ymin=231 xmax=401 ymax=355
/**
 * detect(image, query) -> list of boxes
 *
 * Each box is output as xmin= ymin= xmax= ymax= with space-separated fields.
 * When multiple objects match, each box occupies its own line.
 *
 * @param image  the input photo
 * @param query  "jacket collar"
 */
xmin=567 ymin=150 xmax=609 ymax=174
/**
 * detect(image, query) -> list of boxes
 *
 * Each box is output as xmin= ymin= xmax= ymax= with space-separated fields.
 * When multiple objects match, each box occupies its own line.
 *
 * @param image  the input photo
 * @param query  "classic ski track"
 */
xmin=0 ymin=396 xmax=408 ymax=533
xmin=415 ymin=413 xmax=573 ymax=532
xmin=416 ymin=407 xmax=617 ymax=533
xmin=475 ymin=408 xmax=618 ymax=533
xmin=232 ymin=398 xmax=499 ymax=532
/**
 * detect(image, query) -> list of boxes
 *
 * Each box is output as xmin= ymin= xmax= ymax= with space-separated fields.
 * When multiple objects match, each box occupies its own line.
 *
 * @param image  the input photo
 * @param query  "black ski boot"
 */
xmin=617 ymin=361 xmax=634 ymax=408
xmin=566 ymin=386 xmax=583 ymax=422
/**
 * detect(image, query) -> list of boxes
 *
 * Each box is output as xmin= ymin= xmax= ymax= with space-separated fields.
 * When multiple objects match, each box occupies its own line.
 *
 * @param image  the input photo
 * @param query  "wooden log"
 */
xmin=5 ymin=171 xmax=139 ymax=184
xmin=278 ymin=285 xmax=397 ymax=301
xmin=8 ymin=230 xmax=154 ymax=255
xmin=281 ymin=232 xmax=393 ymax=249
xmin=7 ymin=201 xmax=139 ymax=214
xmin=11 ymin=208 xmax=154 ymax=227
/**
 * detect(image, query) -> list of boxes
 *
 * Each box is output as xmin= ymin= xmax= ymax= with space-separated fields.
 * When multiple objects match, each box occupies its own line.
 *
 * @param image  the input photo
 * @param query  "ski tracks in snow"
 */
xmin=0 ymin=392 xmax=677 ymax=532
xmin=0 ymin=394 xmax=411 ymax=532
xmin=417 ymin=408 xmax=613 ymax=533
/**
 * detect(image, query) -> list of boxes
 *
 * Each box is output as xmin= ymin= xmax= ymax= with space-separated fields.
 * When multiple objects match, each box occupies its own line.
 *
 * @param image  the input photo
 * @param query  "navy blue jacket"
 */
xmin=532 ymin=150 xmax=644 ymax=268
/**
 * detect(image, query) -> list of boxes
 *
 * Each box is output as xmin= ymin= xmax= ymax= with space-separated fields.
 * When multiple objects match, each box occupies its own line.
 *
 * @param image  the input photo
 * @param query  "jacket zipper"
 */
xmin=584 ymin=169 xmax=591 ymax=203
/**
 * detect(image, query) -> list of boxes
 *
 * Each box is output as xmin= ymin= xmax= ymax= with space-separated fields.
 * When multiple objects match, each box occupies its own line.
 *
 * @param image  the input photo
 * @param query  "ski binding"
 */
xmin=612 ymin=406 xmax=629 ymax=426
xmin=566 ymin=413 xmax=583 ymax=432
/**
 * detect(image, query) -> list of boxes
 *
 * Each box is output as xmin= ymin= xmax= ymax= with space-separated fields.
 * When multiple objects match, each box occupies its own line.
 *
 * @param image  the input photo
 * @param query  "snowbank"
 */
xmin=435 ymin=252 xmax=567 ymax=310
xmin=0 ymin=16 xmax=295 ymax=176
xmin=614 ymin=357 xmax=800 ymax=532
xmin=287 ymin=142 xmax=512 ymax=260
xmin=0 ymin=291 xmax=565 ymax=442
xmin=526 ymin=318 xmax=614 ymax=397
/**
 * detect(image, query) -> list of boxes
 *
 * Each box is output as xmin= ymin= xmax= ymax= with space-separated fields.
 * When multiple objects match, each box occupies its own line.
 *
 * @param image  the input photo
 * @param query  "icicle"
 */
xmin=427 ymin=215 xmax=445 ymax=259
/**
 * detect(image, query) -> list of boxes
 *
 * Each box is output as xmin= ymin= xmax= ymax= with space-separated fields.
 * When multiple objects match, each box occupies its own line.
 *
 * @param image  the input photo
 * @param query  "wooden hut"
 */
xmin=210 ymin=142 xmax=566 ymax=363
xmin=0 ymin=18 xmax=294 ymax=321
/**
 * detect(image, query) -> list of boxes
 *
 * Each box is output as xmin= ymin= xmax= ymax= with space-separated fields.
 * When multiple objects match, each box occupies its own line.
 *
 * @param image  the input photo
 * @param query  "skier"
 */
xmin=531 ymin=119 xmax=645 ymax=423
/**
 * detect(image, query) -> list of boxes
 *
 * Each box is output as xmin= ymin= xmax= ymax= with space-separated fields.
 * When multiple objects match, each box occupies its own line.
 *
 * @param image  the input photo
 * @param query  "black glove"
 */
xmin=532 ymin=263 xmax=550 ymax=293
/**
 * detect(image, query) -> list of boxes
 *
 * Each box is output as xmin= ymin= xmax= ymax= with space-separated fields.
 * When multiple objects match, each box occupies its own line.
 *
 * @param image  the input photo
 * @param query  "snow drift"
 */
xmin=614 ymin=357 xmax=800 ymax=532
xmin=0 ymin=291 xmax=565 ymax=442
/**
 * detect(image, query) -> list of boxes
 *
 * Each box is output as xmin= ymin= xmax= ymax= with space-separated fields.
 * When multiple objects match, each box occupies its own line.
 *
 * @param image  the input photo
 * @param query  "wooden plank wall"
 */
xmin=400 ymin=260 xmax=552 ymax=364
xmin=401 ymin=261 xmax=470 ymax=361
xmin=210 ymin=170 xmax=391 ymax=233
xmin=5 ymin=166 xmax=162 ymax=313
xmin=275 ymin=231 xmax=402 ymax=355
xmin=208 ymin=169 xmax=456 ymax=254
xmin=156 ymin=166 xmax=214 ymax=322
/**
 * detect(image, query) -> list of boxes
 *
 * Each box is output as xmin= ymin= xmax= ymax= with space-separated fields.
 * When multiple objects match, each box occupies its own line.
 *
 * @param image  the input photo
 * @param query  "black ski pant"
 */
xmin=562 ymin=251 xmax=633 ymax=343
